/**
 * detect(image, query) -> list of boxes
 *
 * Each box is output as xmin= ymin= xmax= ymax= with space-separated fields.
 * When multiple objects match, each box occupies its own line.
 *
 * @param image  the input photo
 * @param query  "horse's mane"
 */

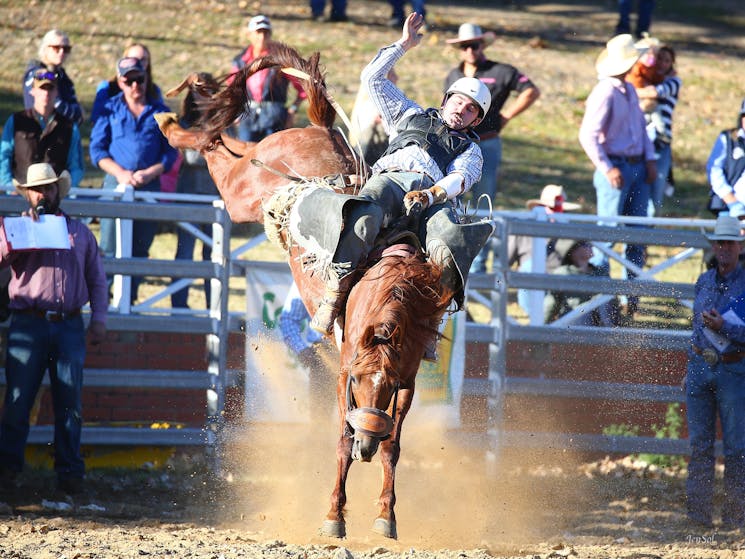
xmin=197 ymin=42 xmax=334 ymax=146
xmin=351 ymin=255 xmax=452 ymax=380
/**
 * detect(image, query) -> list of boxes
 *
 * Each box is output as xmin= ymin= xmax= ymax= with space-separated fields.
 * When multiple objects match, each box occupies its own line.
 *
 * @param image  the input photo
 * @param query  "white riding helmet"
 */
xmin=445 ymin=77 xmax=491 ymax=119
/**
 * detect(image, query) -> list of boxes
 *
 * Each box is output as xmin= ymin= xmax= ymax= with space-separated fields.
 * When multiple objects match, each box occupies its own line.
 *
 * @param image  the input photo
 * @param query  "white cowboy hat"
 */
xmin=706 ymin=215 xmax=745 ymax=242
xmin=446 ymin=23 xmax=496 ymax=47
xmin=526 ymin=184 xmax=581 ymax=212
xmin=595 ymin=34 xmax=648 ymax=78
xmin=634 ymin=32 xmax=660 ymax=50
xmin=13 ymin=162 xmax=71 ymax=199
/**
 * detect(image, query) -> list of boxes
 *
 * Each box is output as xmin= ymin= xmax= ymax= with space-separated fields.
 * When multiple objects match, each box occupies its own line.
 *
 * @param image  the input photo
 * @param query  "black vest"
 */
xmin=12 ymin=110 xmax=73 ymax=183
xmin=384 ymin=109 xmax=475 ymax=176
xmin=723 ymin=129 xmax=745 ymax=186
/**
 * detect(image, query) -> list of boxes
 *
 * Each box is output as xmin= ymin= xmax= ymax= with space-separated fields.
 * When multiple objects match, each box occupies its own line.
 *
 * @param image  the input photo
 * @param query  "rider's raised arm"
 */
xmin=360 ymin=13 xmax=426 ymax=134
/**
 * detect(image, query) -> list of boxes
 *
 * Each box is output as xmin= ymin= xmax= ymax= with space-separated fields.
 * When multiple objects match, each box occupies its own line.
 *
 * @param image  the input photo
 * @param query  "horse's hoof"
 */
xmin=320 ymin=519 xmax=346 ymax=538
xmin=372 ymin=518 xmax=397 ymax=539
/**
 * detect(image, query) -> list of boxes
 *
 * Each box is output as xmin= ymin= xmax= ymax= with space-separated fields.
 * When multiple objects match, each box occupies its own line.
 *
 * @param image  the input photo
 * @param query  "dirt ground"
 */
xmin=1 ymin=419 xmax=744 ymax=559
xmin=1 ymin=1 xmax=745 ymax=558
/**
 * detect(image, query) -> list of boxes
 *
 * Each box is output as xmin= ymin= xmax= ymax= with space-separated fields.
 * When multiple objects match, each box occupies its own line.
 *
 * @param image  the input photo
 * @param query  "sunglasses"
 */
xmin=459 ymin=42 xmax=482 ymax=51
xmin=33 ymin=71 xmax=58 ymax=81
xmin=122 ymin=75 xmax=145 ymax=86
xmin=49 ymin=44 xmax=72 ymax=53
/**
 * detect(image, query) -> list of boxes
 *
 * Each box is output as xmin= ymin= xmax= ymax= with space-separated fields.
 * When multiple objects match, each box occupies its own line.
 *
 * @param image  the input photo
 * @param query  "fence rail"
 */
xmin=1 ymin=190 xmax=716 ymax=459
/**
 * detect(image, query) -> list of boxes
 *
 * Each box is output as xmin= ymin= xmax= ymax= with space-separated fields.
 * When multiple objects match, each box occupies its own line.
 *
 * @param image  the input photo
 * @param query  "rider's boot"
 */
xmin=310 ymin=274 xmax=354 ymax=335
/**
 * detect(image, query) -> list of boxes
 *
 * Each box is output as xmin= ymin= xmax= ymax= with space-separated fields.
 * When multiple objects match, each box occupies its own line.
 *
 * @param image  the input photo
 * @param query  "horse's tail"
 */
xmin=196 ymin=42 xmax=335 ymax=145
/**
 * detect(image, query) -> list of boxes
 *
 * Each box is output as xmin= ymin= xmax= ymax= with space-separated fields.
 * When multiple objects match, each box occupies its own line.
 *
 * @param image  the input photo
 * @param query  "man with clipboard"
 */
xmin=0 ymin=163 xmax=107 ymax=496
xmin=687 ymin=214 xmax=745 ymax=529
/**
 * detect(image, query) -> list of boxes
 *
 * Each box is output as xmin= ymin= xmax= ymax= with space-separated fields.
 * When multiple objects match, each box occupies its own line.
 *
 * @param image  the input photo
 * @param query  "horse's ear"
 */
xmin=165 ymin=73 xmax=198 ymax=98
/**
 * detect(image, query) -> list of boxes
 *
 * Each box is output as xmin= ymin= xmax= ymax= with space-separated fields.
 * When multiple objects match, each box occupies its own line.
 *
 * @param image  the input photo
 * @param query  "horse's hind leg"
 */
xmin=373 ymin=387 xmax=413 ymax=539
xmin=321 ymin=431 xmax=354 ymax=538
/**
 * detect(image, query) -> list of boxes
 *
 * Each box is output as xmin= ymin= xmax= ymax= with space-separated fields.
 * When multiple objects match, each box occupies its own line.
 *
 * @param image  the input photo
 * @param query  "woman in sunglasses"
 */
xmin=22 ymin=29 xmax=83 ymax=125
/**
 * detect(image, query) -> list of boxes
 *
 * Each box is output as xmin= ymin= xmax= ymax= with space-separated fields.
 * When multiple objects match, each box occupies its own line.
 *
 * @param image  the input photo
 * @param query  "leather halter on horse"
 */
xmin=342 ymin=243 xmax=416 ymax=441
xmin=345 ymin=370 xmax=399 ymax=440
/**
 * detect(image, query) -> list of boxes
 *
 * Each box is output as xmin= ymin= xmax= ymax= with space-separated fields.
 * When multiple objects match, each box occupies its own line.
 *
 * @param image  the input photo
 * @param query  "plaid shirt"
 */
xmin=361 ymin=42 xmax=483 ymax=193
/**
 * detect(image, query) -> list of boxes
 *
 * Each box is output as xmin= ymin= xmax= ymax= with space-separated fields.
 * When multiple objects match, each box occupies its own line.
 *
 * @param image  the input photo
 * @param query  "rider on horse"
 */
xmin=303 ymin=13 xmax=495 ymax=336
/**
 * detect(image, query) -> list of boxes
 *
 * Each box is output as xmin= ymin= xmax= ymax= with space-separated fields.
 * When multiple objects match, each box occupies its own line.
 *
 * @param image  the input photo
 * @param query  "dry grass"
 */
xmin=1 ymin=0 xmax=743 ymax=314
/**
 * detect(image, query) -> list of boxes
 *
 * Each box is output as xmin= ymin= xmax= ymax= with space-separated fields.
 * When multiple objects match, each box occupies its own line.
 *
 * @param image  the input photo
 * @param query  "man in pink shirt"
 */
xmin=579 ymin=34 xmax=656 ymax=318
xmin=0 ymin=163 xmax=107 ymax=496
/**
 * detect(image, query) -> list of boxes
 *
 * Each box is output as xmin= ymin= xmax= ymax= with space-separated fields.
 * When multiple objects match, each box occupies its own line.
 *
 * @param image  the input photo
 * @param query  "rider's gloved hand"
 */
xmin=403 ymin=186 xmax=448 ymax=214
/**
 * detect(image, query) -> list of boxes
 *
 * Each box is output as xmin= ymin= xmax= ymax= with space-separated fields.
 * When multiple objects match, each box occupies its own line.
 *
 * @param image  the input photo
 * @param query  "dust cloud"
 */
xmin=217 ymin=338 xmax=590 ymax=553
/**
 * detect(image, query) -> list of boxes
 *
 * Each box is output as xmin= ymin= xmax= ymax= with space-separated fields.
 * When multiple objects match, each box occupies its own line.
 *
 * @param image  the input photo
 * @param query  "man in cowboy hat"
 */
xmin=444 ymin=22 xmax=540 ymax=274
xmin=686 ymin=214 xmax=745 ymax=529
xmin=0 ymin=68 xmax=83 ymax=189
xmin=579 ymin=34 xmax=656 ymax=319
xmin=0 ymin=163 xmax=107 ymax=496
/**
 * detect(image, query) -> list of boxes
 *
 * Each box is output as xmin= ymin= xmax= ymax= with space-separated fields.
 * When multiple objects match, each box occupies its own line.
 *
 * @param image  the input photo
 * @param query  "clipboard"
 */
xmin=1 ymin=215 xmax=71 ymax=251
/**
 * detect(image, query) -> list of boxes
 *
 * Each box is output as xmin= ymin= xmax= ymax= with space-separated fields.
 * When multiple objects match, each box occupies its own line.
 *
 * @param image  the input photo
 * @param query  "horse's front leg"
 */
xmin=373 ymin=386 xmax=414 ymax=540
xmin=321 ymin=425 xmax=354 ymax=538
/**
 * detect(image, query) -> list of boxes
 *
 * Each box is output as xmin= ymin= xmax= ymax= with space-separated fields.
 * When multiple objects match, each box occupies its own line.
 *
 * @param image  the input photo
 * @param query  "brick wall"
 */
xmin=462 ymin=340 xmax=689 ymax=438
xmin=5 ymin=329 xmax=688 ymax=438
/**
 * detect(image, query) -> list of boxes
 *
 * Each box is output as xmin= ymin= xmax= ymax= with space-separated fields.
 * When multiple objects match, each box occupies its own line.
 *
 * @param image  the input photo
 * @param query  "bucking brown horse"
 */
xmin=156 ymin=43 xmax=452 ymax=539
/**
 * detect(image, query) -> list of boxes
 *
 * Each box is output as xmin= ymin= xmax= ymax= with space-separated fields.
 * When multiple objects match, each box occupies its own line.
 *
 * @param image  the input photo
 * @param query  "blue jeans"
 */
xmin=616 ymin=0 xmax=656 ymax=37
xmin=686 ymin=352 xmax=745 ymax=526
xmin=171 ymin=223 xmax=213 ymax=309
xmin=389 ymin=0 xmax=426 ymax=21
xmin=310 ymin=0 xmax=347 ymax=18
xmin=0 ymin=313 xmax=87 ymax=480
xmin=590 ymin=160 xmax=650 ymax=308
xmin=648 ymin=141 xmax=671 ymax=217
xmin=468 ymin=136 xmax=502 ymax=274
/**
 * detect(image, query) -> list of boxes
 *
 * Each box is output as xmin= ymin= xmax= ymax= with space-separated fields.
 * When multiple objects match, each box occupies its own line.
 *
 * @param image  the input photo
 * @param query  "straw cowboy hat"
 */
xmin=13 ymin=162 xmax=71 ymax=199
xmin=595 ymin=34 xmax=648 ymax=78
xmin=446 ymin=23 xmax=496 ymax=47
xmin=706 ymin=215 xmax=745 ymax=242
xmin=526 ymin=184 xmax=581 ymax=212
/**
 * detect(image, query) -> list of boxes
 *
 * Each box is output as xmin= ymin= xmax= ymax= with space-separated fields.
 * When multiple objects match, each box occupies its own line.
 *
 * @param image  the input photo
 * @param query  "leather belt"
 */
xmin=608 ymin=153 xmax=645 ymax=165
xmin=15 ymin=309 xmax=81 ymax=322
xmin=692 ymin=345 xmax=745 ymax=365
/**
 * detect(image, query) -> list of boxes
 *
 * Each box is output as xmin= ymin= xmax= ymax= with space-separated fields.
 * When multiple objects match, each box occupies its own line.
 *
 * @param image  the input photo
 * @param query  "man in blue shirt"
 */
xmin=1 ymin=71 xmax=83 ymax=189
xmin=89 ymin=57 xmax=177 ymax=301
xmin=687 ymin=215 xmax=745 ymax=529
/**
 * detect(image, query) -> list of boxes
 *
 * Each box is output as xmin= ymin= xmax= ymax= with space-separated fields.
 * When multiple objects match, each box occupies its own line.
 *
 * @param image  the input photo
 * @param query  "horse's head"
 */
xmin=341 ymin=254 xmax=452 ymax=462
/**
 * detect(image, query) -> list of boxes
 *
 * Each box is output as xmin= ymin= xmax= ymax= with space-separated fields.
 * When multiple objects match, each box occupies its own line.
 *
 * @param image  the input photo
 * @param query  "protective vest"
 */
xmin=723 ymin=129 xmax=745 ymax=186
xmin=12 ymin=110 xmax=72 ymax=183
xmin=384 ymin=109 xmax=474 ymax=176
